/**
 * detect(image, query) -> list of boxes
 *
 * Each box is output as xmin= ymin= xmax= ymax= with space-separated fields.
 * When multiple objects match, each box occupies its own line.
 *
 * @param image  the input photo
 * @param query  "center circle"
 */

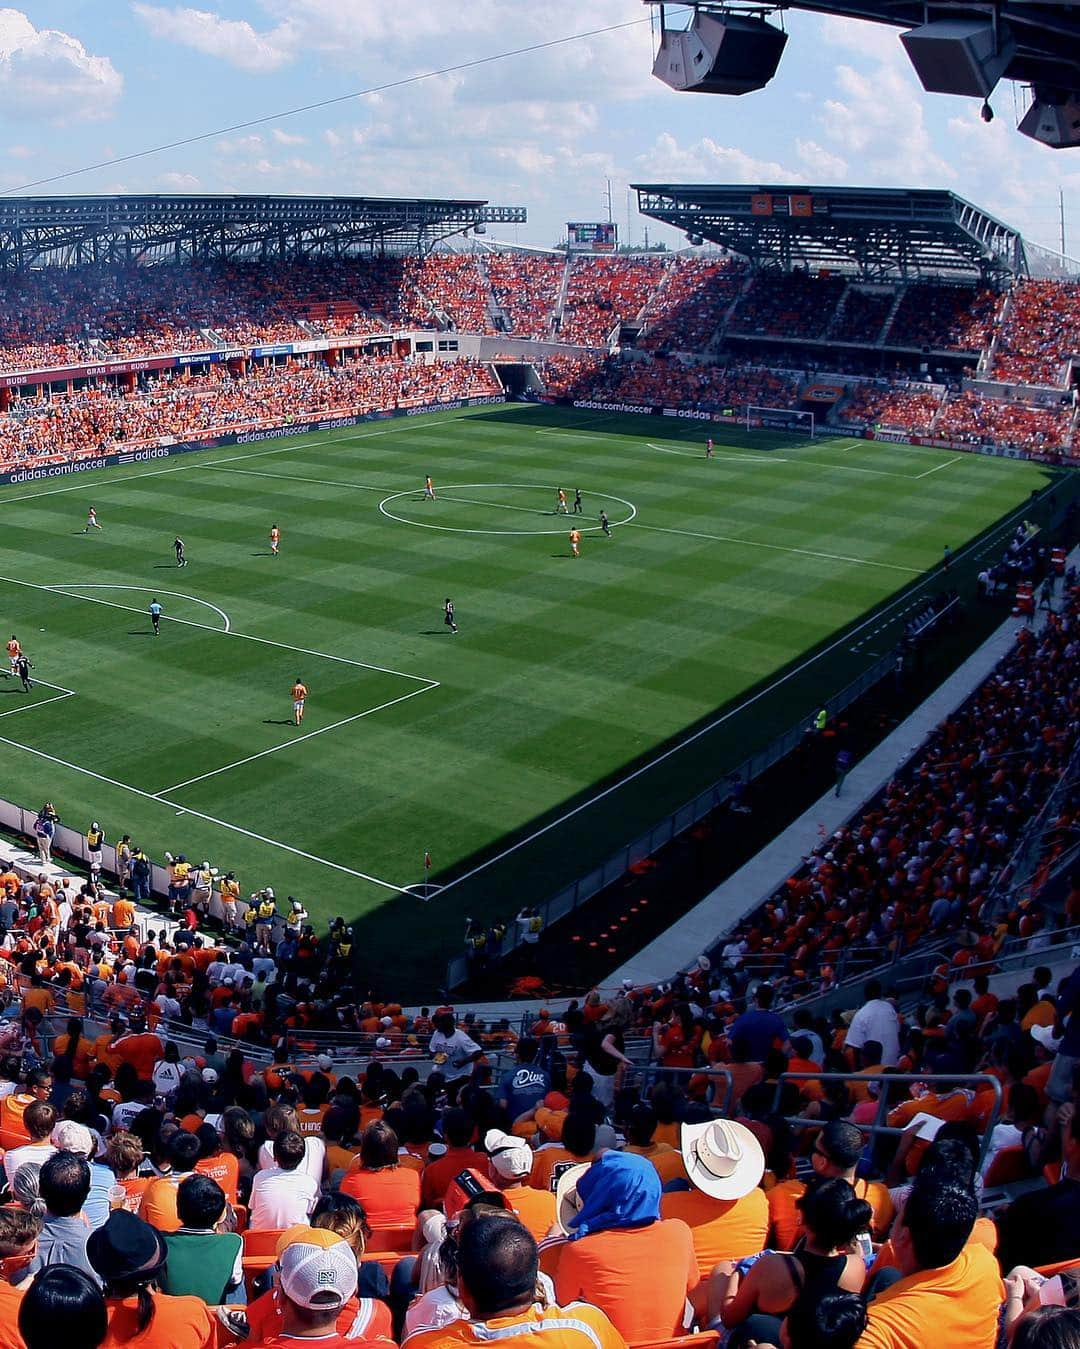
xmin=377 ymin=483 xmax=637 ymax=536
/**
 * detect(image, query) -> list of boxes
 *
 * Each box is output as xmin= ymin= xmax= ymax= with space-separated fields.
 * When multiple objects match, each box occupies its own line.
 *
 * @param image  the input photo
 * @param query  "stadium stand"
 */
xmin=559 ymin=256 xmax=666 ymax=346
xmin=835 ymin=383 xmax=944 ymax=435
xmin=485 ymin=254 xmax=564 ymax=339
xmin=990 ymin=280 xmax=1080 ymax=389
xmin=884 ymin=284 xmax=1000 ymax=353
xmin=728 ymin=272 xmax=846 ymax=341
xmin=934 ymin=392 xmax=1073 ymax=456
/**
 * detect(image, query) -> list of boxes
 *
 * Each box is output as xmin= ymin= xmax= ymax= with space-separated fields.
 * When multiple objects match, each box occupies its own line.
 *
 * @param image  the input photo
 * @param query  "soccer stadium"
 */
xmin=0 ymin=4 xmax=1076 ymax=1348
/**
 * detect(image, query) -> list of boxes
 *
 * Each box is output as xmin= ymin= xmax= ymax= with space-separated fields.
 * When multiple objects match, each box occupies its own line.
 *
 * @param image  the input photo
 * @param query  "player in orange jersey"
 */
xmin=270 ymin=524 xmax=280 ymax=556
xmin=556 ymin=487 xmax=568 ymax=515
xmin=424 ymin=475 xmax=435 ymax=501
xmin=569 ymin=528 xmax=581 ymax=559
xmin=291 ymin=677 xmax=308 ymax=725
xmin=6 ymin=635 xmax=20 ymax=677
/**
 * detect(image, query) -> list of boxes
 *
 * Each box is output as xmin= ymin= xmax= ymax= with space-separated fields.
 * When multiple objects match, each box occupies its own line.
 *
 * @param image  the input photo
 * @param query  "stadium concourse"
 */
xmin=0 ymin=190 xmax=1079 ymax=1349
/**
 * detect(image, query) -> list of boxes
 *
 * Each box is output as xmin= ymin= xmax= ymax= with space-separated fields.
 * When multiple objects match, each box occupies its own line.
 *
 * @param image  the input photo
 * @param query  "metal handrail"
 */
xmin=620 ymin=1064 xmax=736 ymax=1118
xmin=771 ymin=1070 xmax=1004 ymax=1167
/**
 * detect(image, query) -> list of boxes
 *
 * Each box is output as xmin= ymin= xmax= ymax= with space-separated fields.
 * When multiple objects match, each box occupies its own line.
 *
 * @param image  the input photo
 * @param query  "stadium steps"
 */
xmin=551 ymin=257 xmax=573 ymax=338
xmin=978 ymin=287 xmax=1012 ymax=378
xmin=474 ymin=256 xmax=509 ymax=333
xmin=875 ymin=283 xmax=909 ymax=348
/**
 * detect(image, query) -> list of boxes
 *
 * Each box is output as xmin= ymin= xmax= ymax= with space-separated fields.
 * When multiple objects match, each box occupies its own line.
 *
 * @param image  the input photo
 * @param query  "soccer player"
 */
xmin=148 ymin=599 xmax=163 ymax=635
xmin=445 ymin=598 xmax=457 ymax=633
xmin=6 ymin=635 xmax=19 ymax=677
xmin=572 ymin=488 xmax=583 ymax=515
xmin=599 ymin=509 xmax=612 ymax=538
xmin=569 ymin=527 xmax=581 ymax=558
xmin=424 ymin=475 xmax=435 ymax=501
xmin=83 ymin=507 xmax=102 ymax=532
xmin=174 ymin=537 xmax=186 ymax=567
xmin=15 ymin=653 xmax=32 ymax=692
xmin=555 ymin=488 xmax=568 ymax=515
xmin=706 ymin=437 xmax=714 ymax=459
xmin=270 ymin=524 xmax=280 ymax=556
xmin=292 ymin=676 xmax=308 ymax=725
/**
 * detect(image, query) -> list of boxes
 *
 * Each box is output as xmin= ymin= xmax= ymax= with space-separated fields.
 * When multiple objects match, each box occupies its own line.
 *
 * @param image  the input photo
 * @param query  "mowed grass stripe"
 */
xmin=0 ymin=402 xmax=1055 ymax=990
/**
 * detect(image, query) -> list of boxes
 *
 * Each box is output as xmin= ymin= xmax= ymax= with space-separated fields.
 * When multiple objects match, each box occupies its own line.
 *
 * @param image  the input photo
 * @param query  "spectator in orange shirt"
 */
xmin=138 ymin=1131 xmax=201 ymax=1233
xmin=622 ymin=1104 xmax=688 ymax=1187
xmin=483 ymin=1129 xmax=556 ymax=1241
xmin=531 ymin=1113 xmax=596 ymax=1194
xmin=87 ymin=1209 xmax=216 ymax=1349
xmin=22 ymin=975 xmax=55 ymax=1020
xmin=421 ymin=1109 xmax=487 ymax=1209
xmin=53 ymin=1017 xmax=96 ymax=1081
xmin=768 ymin=1120 xmax=892 ymax=1248
xmin=340 ymin=1120 xmax=420 ymax=1228
xmin=551 ymin=1150 xmax=698 ymax=1344
xmin=111 ymin=1015 xmax=163 ymax=1083
xmin=661 ymin=1117 xmax=769 ymax=1282
xmin=104 ymin=1133 xmax=151 ymax=1215
xmin=407 ymin=1217 xmax=626 ymax=1349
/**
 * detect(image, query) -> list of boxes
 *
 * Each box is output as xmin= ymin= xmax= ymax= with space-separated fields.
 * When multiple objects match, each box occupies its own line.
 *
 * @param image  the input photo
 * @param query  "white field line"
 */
xmin=627 ymin=522 xmax=922 ymax=575
xmin=50 ymin=583 xmax=233 ymax=632
xmin=0 ymin=427 xmax=396 ymax=508
xmin=435 ymin=485 xmax=1050 ymax=896
xmin=204 ymin=466 xmax=386 ymax=493
xmin=158 ymin=682 xmax=438 ymax=795
xmin=915 ymin=455 xmax=965 ymax=480
xmin=647 ymin=441 xmax=781 ymax=465
xmin=0 ymin=727 xmax=411 ymax=892
xmin=0 ymin=677 xmax=76 ymax=720
xmin=0 ymin=572 xmax=434 ymax=685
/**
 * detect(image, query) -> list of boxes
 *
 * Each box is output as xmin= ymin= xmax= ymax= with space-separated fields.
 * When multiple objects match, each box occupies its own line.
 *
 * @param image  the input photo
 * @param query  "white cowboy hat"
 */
xmin=680 ymin=1117 xmax=765 ymax=1201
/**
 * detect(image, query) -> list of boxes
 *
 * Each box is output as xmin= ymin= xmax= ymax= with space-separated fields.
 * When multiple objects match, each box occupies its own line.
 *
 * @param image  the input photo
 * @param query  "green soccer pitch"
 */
xmin=0 ymin=401 xmax=1056 ymax=992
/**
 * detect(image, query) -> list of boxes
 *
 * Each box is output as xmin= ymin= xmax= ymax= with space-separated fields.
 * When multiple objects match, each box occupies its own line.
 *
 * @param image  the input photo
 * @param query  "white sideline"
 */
xmin=433 ymin=487 xmax=1047 ymax=896
xmin=0 ymin=677 xmax=75 ymax=720
xmin=0 ymin=728 xmax=412 ymax=892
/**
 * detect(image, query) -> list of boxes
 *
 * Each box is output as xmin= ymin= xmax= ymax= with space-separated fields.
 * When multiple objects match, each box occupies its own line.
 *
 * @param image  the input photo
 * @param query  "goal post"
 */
xmin=745 ymin=405 xmax=815 ymax=437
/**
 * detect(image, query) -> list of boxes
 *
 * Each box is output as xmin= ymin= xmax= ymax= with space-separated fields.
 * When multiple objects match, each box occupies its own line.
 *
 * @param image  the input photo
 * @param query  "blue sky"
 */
xmin=1 ymin=2 xmax=1077 ymax=257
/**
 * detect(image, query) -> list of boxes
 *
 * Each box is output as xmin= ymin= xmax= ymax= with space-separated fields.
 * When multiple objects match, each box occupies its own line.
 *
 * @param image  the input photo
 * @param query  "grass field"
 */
xmin=0 ymin=402 xmax=1056 ymax=993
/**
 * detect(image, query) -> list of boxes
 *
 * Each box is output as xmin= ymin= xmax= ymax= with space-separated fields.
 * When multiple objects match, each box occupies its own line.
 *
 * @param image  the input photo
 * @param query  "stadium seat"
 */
xmin=242 ymin=1227 xmax=285 ymax=1294
xmin=366 ymin=1223 xmax=415 ymax=1253
xmin=982 ymin=1146 xmax=1033 ymax=1187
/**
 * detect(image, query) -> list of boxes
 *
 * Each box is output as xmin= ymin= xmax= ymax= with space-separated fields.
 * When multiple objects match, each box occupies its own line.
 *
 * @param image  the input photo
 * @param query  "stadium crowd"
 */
xmin=558 ymin=257 xmax=666 ymax=347
xmin=728 ymin=274 xmax=846 ymax=342
xmin=990 ymin=281 xmax=1080 ymax=389
xmin=0 ymin=535 xmax=1072 ymax=1348
xmin=886 ymin=285 xmax=1000 ymax=353
xmin=835 ymin=383 xmax=944 ymax=434
xmin=0 ymin=357 xmax=503 ymax=468
xmin=934 ymin=393 xmax=1072 ymax=456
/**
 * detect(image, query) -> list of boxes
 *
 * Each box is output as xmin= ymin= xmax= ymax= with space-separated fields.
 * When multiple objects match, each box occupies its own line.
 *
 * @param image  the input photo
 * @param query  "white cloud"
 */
xmin=0 ymin=9 xmax=121 ymax=122
xmin=271 ymin=127 xmax=306 ymax=145
xmin=158 ymin=169 xmax=200 ymax=189
xmin=795 ymin=139 xmax=848 ymax=179
xmin=6 ymin=142 xmax=31 ymax=158
xmin=635 ymin=131 xmax=801 ymax=183
xmin=131 ymin=4 xmax=296 ymax=72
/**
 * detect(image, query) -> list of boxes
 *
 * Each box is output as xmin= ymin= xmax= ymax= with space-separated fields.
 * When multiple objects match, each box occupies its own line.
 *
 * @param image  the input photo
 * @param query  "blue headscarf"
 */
xmin=566 ymin=1150 xmax=661 ymax=1241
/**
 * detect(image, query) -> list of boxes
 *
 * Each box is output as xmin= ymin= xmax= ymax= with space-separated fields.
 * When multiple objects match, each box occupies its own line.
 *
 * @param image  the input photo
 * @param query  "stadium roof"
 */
xmin=634 ymin=184 xmax=1025 ymax=281
xmin=776 ymin=0 xmax=1080 ymax=92
xmin=0 ymin=194 xmax=528 ymax=268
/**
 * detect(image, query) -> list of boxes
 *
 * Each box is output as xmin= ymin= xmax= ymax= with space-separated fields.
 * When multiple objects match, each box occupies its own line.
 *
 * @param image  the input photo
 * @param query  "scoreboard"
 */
xmin=567 ymin=221 xmax=617 ymax=253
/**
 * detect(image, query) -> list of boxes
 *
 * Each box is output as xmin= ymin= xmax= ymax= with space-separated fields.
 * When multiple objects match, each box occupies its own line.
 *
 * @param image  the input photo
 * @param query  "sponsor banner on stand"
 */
xmin=0 ymin=396 xmax=506 ymax=486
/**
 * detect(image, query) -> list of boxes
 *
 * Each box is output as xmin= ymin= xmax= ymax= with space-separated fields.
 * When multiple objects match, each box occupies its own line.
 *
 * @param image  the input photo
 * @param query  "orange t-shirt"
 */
xmin=421 ymin=1148 xmax=487 ymax=1208
xmin=661 ymin=1187 xmax=769 ymax=1273
xmin=406 ymin=1301 xmax=624 ymax=1349
xmin=101 ymin=1292 xmax=215 ymax=1349
xmin=856 ymin=1243 xmax=1003 ymax=1349
xmin=116 ymin=1177 xmax=152 ymax=1214
xmin=114 ymin=1033 xmax=164 ymax=1081
xmin=53 ymin=1033 xmax=96 ymax=1080
xmin=0 ymin=1273 xmax=25 ymax=1349
xmin=138 ymin=1174 xmax=185 ymax=1232
xmin=530 ymin=1146 xmax=578 ymax=1194
xmin=625 ymin=1143 xmax=688 ymax=1188
xmin=113 ymin=899 xmax=136 ymax=930
xmin=500 ymin=1183 xmax=558 ymax=1241
xmin=340 ymin=1165 xmax=420 ymax=1228
xmin=553 ymin=1220 xmax=698 ymax=1344
xmin=768 ymin=1177 xmax=893 ymax=1247
xmin=195 ymin=1153 xmax=240 ymax=1205
xmin=247 ymin=1286 xmax=392 ymax=1345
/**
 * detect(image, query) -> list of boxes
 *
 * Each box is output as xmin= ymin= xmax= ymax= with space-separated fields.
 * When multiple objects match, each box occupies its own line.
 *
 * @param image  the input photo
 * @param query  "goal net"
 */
xmin=745 ymin=405 xmax=815 ymax=437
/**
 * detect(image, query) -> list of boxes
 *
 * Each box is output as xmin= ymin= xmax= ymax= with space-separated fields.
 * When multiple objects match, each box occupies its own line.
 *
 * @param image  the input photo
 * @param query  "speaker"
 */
xmin=652 ymin=12 xmax=787 ymax=96
xmin=1019 ymin=91 xmax=1080 ymax=148
xmin=900 ymin=19 xmax=1014 ymax=98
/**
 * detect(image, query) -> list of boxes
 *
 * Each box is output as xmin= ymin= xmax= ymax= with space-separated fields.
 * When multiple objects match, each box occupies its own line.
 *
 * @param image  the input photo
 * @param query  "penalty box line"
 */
xmin=156 ymin=680 xmax=438 ymax=795
xmin=0 ymin=676 xmax=76 ymax=720
xmin=0 ymin=723 xmax=412 ymax=895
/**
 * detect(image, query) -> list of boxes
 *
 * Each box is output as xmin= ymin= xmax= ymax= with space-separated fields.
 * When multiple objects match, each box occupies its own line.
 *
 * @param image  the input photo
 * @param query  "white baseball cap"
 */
xmin=202 ymin=1068 xmax=219 ymax=1084
xmin=51 ymin=1120 xmax=94 ymax=1156
xmin=316 ymin=1054 xmax=333 ymax=1071
xmin=484 ymin=1128 xmax=532 ymax=1180
xmin=278 ymin=1240 xmax=357 ymax=1310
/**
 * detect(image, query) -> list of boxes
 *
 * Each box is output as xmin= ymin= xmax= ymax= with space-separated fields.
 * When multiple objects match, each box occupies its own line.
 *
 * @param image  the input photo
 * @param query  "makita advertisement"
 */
xmin=0 ymin=395 xmax=505 ymax=488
